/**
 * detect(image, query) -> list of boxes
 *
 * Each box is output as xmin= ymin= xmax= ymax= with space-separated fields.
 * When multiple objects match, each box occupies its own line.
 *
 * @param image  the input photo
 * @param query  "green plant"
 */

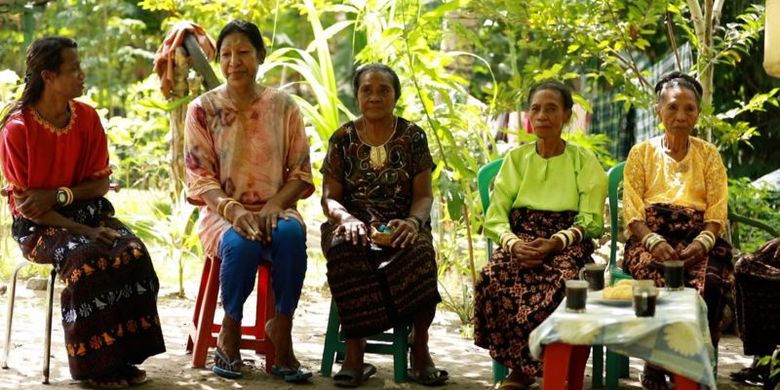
xmin=103 ymin=76 xmax=173 ymax=190
xmin=728 ymin=178 xmax=780 ymax=253
xmin=121 ymin=189 xmax=201 ymax=298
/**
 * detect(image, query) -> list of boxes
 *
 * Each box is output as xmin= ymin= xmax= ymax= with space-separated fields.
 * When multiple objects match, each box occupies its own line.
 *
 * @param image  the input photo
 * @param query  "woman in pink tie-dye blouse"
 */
xmin=184 ymin=20 xmax=314 ymax=382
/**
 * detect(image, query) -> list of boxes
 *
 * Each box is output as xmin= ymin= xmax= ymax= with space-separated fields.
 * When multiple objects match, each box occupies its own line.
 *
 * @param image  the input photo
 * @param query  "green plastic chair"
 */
xmin=607 ymin=162 xmax=633 ymax=285
xmin=320 ymin=299 xmax=411 ymax=382
xmin=476 ymin=159 xmax=509 ymax=384
xmin=477 ymin=159 xmax=609 ymax=385
xmin=600 ymin=161 xmax=633 ymax=388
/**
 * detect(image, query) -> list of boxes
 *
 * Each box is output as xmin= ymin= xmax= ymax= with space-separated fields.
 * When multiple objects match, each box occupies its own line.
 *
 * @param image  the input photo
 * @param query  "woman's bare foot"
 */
xmin=265 ymin=315 xmax=299 ymax=369
xmin=216 ymin=315 xmax=242 ymax=369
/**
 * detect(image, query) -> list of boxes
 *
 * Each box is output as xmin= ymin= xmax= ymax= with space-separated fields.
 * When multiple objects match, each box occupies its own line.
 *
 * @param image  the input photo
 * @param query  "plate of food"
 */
xmin=589 ymin=280 xmax=664 ymax=306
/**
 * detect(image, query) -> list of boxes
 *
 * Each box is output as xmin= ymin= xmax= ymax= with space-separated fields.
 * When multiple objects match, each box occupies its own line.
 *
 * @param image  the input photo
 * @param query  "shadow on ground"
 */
xmin=0 ymin=278 xmax=763 ymax=389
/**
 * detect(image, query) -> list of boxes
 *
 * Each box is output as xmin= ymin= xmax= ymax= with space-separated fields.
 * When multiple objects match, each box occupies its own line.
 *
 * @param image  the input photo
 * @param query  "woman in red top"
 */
xmin=0 ymin=37 xmax=165 ymax=387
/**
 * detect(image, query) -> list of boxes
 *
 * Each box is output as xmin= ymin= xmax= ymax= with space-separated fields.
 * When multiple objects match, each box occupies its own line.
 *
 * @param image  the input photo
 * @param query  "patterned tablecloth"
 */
xmin=529 ymin=287 xmax=716 ymax=388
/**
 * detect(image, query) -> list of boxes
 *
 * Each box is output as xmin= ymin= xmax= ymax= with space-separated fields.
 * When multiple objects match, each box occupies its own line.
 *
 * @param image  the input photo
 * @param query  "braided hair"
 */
xmin=654 ymin=71 xmax=703 ymax=108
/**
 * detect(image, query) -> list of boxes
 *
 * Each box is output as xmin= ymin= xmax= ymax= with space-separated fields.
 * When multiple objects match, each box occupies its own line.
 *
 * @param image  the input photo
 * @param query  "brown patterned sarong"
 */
xmin=734 ymin=240 xmax=780 ymax=355
xmin=622 ymin=203 xmax=733 ymax=345
xmin=322 ymin=222 xmax=441 ymax=339
xmin=473 ymin=208 xmax=595 ymax=376
xmin=11 ymin=198 xmax=165 ymax=380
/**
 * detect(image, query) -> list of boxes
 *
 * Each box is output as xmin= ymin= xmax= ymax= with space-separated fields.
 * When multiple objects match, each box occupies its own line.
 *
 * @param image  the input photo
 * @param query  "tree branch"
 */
xmin=686 ymin=0 xmax=707 ymax=46
xmin=712 ymin=0 xmax=725 ymax=26
xmin=604 ymin=1 xmax=653 ymax=90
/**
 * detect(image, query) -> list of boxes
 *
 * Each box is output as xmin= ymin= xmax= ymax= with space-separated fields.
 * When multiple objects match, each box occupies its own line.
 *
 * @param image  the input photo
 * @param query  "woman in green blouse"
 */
xmin=474 ymin=80 xmax=608 ymax=389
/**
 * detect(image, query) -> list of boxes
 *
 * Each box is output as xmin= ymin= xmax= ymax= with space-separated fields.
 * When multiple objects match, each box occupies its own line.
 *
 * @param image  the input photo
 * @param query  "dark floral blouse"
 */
xmin=321 ymin=117 xmax=434 ymax=224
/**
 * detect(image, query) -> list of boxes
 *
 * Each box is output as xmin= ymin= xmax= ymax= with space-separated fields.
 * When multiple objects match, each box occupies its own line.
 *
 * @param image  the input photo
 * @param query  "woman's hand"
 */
xmin=527 ymin=238 xmax=564 ymax=256
xmin=230 ymin=207 xmax=262 ymax=241
xmin=14 ymin=189 xmax=57 ymax=219
xmin=255 ymin=203 xmax=285 ymax=243
xmin=510 ymin=240 xmax=544 ymax=268
xmin=650 ymin=240 xmax=678 ymax=263
xmin=680 ymin=241 xmax=707 ymax=267
xmin=388 ymin=219 xmax=417 ymax=248
xmin=82 ymin=226 xmax=121 ymax=246
xmin=335 ymin=216 xmax=369 ymax=246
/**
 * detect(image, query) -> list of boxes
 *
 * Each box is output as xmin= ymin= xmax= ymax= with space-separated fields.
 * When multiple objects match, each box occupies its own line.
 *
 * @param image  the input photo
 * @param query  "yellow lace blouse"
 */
xmin=622 ymin=135 xmax=728 ymax=233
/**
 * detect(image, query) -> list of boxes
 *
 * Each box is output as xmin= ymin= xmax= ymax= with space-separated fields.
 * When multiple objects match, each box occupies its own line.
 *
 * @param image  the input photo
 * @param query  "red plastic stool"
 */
xmin=186 ymin=256 xmax=276 ymax=372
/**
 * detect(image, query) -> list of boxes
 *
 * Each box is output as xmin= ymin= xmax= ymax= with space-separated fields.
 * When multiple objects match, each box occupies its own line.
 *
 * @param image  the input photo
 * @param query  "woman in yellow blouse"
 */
xmin=622 ymin=72 xmax=732 ymax=390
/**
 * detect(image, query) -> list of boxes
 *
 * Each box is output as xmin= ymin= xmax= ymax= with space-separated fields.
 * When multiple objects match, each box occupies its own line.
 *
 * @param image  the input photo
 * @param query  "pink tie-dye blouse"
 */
xmin=184 ymin=84 xmax=314 ymax=256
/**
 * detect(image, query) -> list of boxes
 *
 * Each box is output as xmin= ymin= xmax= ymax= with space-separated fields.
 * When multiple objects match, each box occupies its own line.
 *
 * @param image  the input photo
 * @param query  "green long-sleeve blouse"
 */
xmin=484 ymin=142 xmax=608 ymax=242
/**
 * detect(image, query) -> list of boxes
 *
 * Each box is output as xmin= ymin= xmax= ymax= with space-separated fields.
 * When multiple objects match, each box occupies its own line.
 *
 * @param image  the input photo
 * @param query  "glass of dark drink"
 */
xmin=663 ymin=260 xmax=685 ymax=291
xmin=565 ymin=280 xmax=589 ymax=313
xmin=633 ymin=281 xmax=658 ymax=317
xmin=579 ymin=263 xmax=606 ymax=291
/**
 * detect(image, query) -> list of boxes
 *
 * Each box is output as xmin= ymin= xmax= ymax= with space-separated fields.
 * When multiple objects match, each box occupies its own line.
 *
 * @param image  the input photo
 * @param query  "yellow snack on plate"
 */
xmin=602 ymin=285 xmax=633 ymax=300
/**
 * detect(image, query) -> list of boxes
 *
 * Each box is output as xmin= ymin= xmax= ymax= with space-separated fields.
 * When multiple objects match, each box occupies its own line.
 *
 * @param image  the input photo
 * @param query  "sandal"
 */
xmin=407 ymin=365 xmax=449 ymax=386
xmin=271 ymin=365 xmax=313 ymax=383
xmin=730 ymin=365 xmax=767 ymax=385
xmin=212 ymin=348 xmax=243 ymax=379
xmin=639 ymin=365 xmax=669 ymax=390
xmin=333 ymin=363 xmax=377 ymax=388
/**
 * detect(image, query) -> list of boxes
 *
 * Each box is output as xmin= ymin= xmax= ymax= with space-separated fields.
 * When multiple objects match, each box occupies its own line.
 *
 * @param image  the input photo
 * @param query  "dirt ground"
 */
xmin=0 ymin=270 xmax=763 ymax=390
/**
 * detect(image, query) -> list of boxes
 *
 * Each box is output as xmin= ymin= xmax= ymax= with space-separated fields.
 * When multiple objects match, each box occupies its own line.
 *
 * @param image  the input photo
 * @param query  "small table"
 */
xmin=529 ymin=288 xmax=716 ymax=389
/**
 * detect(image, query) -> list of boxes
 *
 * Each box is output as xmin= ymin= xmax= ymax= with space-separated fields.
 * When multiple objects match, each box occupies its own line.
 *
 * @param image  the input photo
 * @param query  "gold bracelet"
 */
xmin=562 ymin=229 xmax=576 ymax=245
xmin=216 ymin=198 xmax=231 ymax=217
xmin=64 ymin=187 xmax=73 ymax=206
xmin=642 ymin=233 xmax=661 ymax=249
xmin=504 ymin=238 xmax=520 ymax=253
xmin=647 ymin=236 xmax=667 ymax=251
xmin=222 ymin=200 xmax=244 ymax=221
xmin=694 ymin=234 xmax=714 ymax=252
xmin=405 ymin=217 xmax=420 ymax=232
xmin=500 ymin=232 xmax=517 ymax=251
xmin=551 ymin=232 xmax=569 ymax=249
xmin=699 ymin=231 xmax=716 ymax=242
xmin=694 ymin=238 xmax=712 ymax=252
xmin=568 ymin=227 xmax=583 ymax=243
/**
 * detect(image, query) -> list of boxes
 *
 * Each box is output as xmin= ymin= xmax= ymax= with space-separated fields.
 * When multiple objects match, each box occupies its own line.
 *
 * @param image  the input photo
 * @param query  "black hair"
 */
xmin=352 ymin=63 xmax=401 ymax=102
xmin=654 ymin=71 xmax=703 ymax=107
xmin=1 ymin=36 xmax=77 ymax=126
xmin=215 ymin=19 xmax=266 ymax=62
xmin=526 ymin=80 xmax=574 ymax=110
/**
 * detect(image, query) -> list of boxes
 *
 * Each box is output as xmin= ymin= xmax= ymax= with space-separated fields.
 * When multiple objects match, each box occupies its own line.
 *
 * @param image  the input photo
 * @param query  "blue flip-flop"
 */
xmin=271 ymin=365 xmax=313 ymax=383
xmin=212 ymin=349 xmax=243 ymax=379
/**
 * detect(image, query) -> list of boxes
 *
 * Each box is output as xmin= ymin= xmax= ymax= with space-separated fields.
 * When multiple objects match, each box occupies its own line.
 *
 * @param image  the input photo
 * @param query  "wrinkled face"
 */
xmin=219 ymin=32 xmax=261 ymax=88
xmin=528 ymin=88 xmax=571 ymax=140
xmin=656 ymin=86 xmax=700 ymax=136
xmin=357 ymin=70 xmax=396 ymax=121
xmin=44 ymin=48 xmax=84 ymax=99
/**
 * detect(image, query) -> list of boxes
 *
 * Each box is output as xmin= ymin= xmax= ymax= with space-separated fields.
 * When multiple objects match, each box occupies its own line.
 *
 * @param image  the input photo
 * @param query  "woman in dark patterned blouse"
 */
xmin=320 ymin=63 xmax=448 ymax=387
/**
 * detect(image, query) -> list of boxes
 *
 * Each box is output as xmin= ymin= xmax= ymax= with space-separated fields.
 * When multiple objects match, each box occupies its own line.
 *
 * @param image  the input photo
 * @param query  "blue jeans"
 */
xmin=218 ymin=218 xmax=307 ymax=321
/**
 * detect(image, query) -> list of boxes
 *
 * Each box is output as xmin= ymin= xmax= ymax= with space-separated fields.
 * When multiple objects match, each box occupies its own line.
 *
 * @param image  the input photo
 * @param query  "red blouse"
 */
xmin=0 ymin=100 xmax=111 ymax=216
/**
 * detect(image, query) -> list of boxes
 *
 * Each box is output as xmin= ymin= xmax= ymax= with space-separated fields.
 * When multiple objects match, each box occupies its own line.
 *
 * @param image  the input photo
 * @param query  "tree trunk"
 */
xmin=686 ymin=0 xmax=725 ymax=142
